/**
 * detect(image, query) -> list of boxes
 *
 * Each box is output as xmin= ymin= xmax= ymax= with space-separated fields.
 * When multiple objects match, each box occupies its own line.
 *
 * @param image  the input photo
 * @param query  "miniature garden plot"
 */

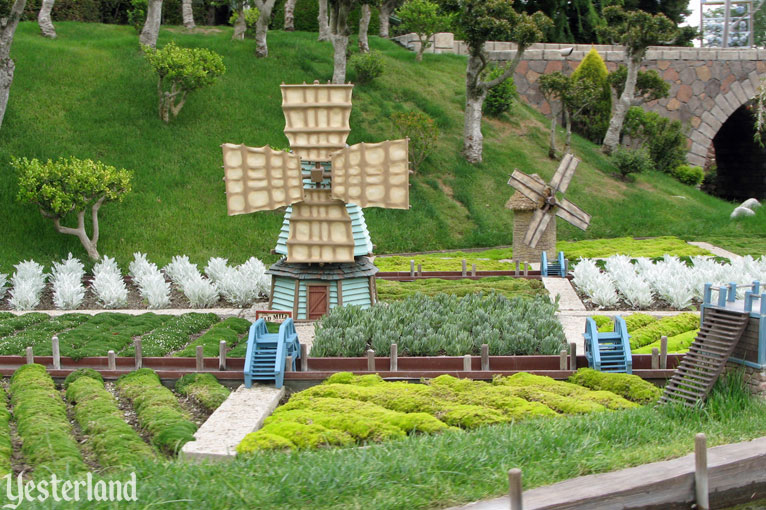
xmin=590 ymin=313 xmax=700 ymax=353
xmin=375 ymin=277 xmax=547 ymax=301
xmin=311 ymin=293 xmax=566 ymax=357
xmin=237 ymin=370 xmax=661 ymax=453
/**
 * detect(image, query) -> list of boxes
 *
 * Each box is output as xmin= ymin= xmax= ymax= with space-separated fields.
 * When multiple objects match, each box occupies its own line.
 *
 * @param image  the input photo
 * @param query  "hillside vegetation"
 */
xmin=0 ymin=22 xmax=763 ymax=272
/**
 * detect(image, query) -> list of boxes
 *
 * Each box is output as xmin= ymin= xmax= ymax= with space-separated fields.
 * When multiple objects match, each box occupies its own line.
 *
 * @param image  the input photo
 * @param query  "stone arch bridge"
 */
xmin=394 ymin=33 xmax=766 ymax=168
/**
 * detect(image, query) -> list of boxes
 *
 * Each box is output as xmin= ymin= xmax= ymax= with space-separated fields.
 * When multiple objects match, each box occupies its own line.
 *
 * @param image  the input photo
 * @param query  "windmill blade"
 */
xmin=508 ymin=170 xmax=547 ymax=203
xmin=222 ymin=143 xmax=304 ymax=215
xmin=549 ymin=154 xmax=579 ymax=194
xmin=555 ymin=198 xmax=591 ymax=231
xmin=524 ymin=208 xmax=554 ymax=248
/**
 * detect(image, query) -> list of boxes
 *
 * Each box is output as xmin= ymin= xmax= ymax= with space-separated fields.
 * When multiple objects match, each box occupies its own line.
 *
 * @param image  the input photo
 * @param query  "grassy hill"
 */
xmin=0 ymin=22 xmax=763 ymax=273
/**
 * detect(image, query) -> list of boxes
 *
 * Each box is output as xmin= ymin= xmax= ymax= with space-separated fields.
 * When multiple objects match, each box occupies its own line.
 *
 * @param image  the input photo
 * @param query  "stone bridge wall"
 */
xmin=394 ymin=33 xmax=766 ymax=168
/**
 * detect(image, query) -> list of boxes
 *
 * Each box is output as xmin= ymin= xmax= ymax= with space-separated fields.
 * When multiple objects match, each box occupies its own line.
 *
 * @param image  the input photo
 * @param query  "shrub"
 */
xmin=204 ymin=257 xmax=269 ymax=307
xmin=175 ymin=373 xmax=230 ymax=412
xmin=396 ymin=0 xmax=452 ymax=62
xmin=229 ymin=6 xmax=260 ymax=37
xmin=8 ymin=260 xmax=47 ymax=311
xmin=483 ymin=65 xmax=516 ymax=117
xmin=13 ymin=156 xmax=132 ymax=261
xmin=51 ymin=254 xmax=86 ymax=310
xmin=349 ymin=50 xmax=385 ymax=85
xmin=611 ymin=146 xmax=654 ymax=179
xmin=127 ymin=0 xmax=146 ymax=30
xmin=621 ymin=107 xmax=686 ymax=174
xmin=391 ymin=110 xmax=439 ymax=173
xmin=117 ymin=368 xmax=197 ymax=454
xmin=129 ymin=252 xmax=171 ymax=309
xmin=568 ymin=368 xmax=662 ymax=404
xmin=312 ymin=293 xmax=566 ymax=357
xmin=143 ymin=42 xmax=226 ymax=123
xmin=673 ymin=164 xmax=704 ymax=186
xmin=92 ymin=256 xmax=128 ymax=308
xmin=570 ymin=48 xmax=611 ymax=143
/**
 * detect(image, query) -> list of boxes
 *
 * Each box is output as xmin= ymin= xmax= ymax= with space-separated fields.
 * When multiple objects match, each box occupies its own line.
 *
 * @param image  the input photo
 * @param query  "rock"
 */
xmin=731 ymin=206 xmax=756 ymax=218
xmin=741 ymin=198 xmax=762 ymax=211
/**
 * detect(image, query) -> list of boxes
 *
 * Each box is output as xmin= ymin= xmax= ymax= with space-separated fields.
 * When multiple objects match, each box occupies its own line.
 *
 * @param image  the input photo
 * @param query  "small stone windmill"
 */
xmin=506 ymin=154 xmax=591 ymax=262
xmin=222 ymin=81 xmax=409 ymax=319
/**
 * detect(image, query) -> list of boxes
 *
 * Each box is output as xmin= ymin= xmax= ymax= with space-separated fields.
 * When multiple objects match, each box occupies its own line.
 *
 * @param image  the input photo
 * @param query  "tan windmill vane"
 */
xmin=507 ymin=153 xmax=591 ymax=249
xmin=222 ymin=81 xmax=409 ymax=265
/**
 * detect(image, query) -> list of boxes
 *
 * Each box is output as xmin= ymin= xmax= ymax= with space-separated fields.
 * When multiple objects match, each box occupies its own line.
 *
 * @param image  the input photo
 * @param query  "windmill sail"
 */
xmin=331 ymin=139 xmax=410 ymax=209
xmin=222 ymin=144 xmax=304 ymax=215
xmin=524 ymin=208 xmax=554 ymax=248
xmin=285 ymin=189 xmax=356 ymax=263
xmin=555 ymin=198 xmax=591 ymax=231
xmin=508 ymin=170 xmax=547 ymax=204
xmin=548 ymin=153 xmax=578 ymax=194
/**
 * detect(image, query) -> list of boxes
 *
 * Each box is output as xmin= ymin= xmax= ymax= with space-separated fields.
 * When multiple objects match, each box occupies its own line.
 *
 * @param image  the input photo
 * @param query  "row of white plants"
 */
xmin=572 ymin=255 xmax=766 ymax=310
xmin=0 ymin=253 xmax=270 ymax=311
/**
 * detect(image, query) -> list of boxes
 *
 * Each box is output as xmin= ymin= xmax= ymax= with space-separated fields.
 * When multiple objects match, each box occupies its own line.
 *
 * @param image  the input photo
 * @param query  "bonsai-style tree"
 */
xmin=230 ymin=4 xmax=260 ymax=40
xmin=328 ymin=0 xmax=376 ymax=84
xmin=437 ymin=0 xmax=551 ymax=163
xmin=396 ymin=0 xmax=452 ymax=61
xmin=13 ymin=157 xmax=132 ymax=261
xmin=252 ymin=0 xmax=277 ymax=57
xmin=598 ymin=6 xmax=677 ymax=154
xmin=538 ymin=72 xmax=569 ymax=158
xmin=539 ymin=72 xmax=600 ymax=157
xmin=378 ymin=0 xmax=404 ymax=38
xmin=143 ymin=42 xmax=226 ymax=123
xmin=37 ymin=0 xmax=56 ymax=38
xmin=139 ymin=0 xmax=163 ymax=48
xmin=607 ymin=65 xmax=670 ymax=110
xmin=0 ymin=0 xmax=27 ymax=131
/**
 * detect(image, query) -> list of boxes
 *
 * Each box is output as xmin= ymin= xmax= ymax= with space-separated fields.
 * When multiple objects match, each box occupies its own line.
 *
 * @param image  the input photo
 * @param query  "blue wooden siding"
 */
xmin=342 ymin=278 xmax=372 ymax=308
xmin=271 ymin=277 xmax=296 ymax=313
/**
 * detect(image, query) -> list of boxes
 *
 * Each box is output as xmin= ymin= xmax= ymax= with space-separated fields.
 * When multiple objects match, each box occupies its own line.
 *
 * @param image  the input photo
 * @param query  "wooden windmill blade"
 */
xmin=555 ymin=198 xmax=592 ymax=231
xmin=330 ymin=139 xmax=410 ymax=209
xmin=548 ymin=153 xmax=579 ymax=194
xmin=524 ymin=208 xmax=554 ymax=248
xmin=221 ymin=143 xmax=304 ymax=215
xmin=508 ymin=170 xmax=548 ymax=204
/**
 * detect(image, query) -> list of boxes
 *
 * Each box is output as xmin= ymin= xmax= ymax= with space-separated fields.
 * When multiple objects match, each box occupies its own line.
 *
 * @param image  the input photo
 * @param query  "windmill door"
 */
xmin=307 ymin=285 xmax=329 ymax=320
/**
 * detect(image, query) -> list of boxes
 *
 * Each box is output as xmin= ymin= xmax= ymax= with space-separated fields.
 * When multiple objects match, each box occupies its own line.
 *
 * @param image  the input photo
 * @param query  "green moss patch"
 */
xmin=634 ymin=329 xmax=700 ymax=354
xmin=0 ymin=313 xmax=50 ymax=338
xmin=121 ymin=313 xmax=219 ymax=357
xmin=593 ymin=313 xmax=657 ymax=333
xmin=568 ymin=368 xmax=662 ymax=404
xmin=174 ymin=317 xmax=250 ymax=357
xmin=376 ymin=277 xmax=547 ymax=302
xmin=0 ymin=388 xmax=11 ymax=477
xmin=116 ymin=369 xmax=197 ymax=454
xmin=175 ymin=373 xmax=230 ymax=412
xmin=374 ymin=255 xmax=519 ymax=272
xmin=629 ymin=313 xmax=699 ymax=350
xmin=239 ymin=371 xmax=647 ymax=454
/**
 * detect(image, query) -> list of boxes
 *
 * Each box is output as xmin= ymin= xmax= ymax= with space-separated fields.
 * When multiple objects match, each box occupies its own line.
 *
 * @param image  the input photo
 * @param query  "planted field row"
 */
xmin=375 ymin=277 xmax=547 ymax=301
xmin=238 ymin=369 xmax=660 ymax=453
xmin=591 ymin=312 xmax=700 ymax=353
xmin=0 ymin=312 xmax=258 ymax=358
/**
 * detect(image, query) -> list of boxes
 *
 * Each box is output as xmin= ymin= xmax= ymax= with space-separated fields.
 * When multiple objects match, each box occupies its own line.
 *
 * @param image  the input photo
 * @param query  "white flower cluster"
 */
xmin=204 ymin=257 xmax=270 ymax=307
xmin=92 ymin=256 xmax=129 ymax=308
xmin=574 ymin=254 xmax=766 ymax=310
xmin=51 ymin=254 xmax=86 ymax=310
xmin=163 ymin=255 xmax=219 ymax=308
xmin=8 ymin=260 xmax=47 ymax=311
xmin=0 ymin=272 xmax=7 ymax=301
xmin=129 ymin=253 xmax=171 ymax=309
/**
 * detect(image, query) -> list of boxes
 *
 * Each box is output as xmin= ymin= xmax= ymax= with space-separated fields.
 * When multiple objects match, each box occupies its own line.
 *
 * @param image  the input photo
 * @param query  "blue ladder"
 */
xmin=244 ymin=318 xmax=301 ymax=389
xmin=584 ymin=316 xmax=632 ymax=373
xmin=541 ymin=251 xmax=568 ymax=277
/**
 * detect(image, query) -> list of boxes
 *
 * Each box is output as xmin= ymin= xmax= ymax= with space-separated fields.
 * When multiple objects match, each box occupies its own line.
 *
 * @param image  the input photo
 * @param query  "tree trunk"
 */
xmin=602 ymin=57 xmax=639 ymax=154
xmin=139 ymin=0 xmax=163 ymax=48
xmin=232 ymin=6 xmax=246 ymax=40
xmin=462 ymin=55 xmax=488 ymax=163
xmin=548 ymin=104 xmax=558 ymax=159
xmin=416 ymin=35 xmax=426 ymax=61
xmin=0 ymin=0 xmax=26 ymax=130
xmin=358 ymin=4 xmax=370 ymax=53
xmin=284 ymin=0 xmax=297 ymax=31
xmin=38 ymin=0 xmax=56 ymax=38
xmin=317 ymin=0 xmax=330 ymax=41
xmin=50 ymin=197 xmax=105 ymax=261
xmin=331 ymin=33 xmax=349 ymax=84
xmin=378 ymin=0 xmax=392 ymax=38
xmin=253 ymin=0 xmax=276 ymax=57
xmin=564 ymin=108 xmax=572 ymax=154
xmin=181 ymin=0 xmax=195 ymax=29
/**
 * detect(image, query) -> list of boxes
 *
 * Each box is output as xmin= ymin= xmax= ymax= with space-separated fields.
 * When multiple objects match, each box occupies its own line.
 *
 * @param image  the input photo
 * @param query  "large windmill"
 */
xmin=506 ymin=154 xmax=591 ymax=261
xmin=222 ymin=81 xmax=409 ymax=320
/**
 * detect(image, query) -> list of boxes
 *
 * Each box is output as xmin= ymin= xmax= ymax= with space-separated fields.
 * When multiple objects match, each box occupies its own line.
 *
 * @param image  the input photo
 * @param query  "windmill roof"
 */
xmin=267 ymin=256 xmax=378 ymax=280
xmin=506 ymin=173 xmax=545 ymax=211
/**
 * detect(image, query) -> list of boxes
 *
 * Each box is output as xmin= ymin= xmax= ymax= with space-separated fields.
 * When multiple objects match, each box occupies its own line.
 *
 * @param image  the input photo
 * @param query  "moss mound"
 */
xmin=175 ymin=373 xmax=230 ymax=412
xmin=629 ymin=313 xmax=699 ymax=350
xmin=634 ymin=329 xmax=700 ymax=354
xmin=63 ymin=368 xmax=104 ymax=389
xmin=568 ymin=368 xmax=662 ymax=404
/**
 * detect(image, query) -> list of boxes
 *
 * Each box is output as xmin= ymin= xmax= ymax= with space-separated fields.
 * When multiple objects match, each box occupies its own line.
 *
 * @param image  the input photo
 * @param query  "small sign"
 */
xmin=256 ymin=310 xmax=293 ymax=323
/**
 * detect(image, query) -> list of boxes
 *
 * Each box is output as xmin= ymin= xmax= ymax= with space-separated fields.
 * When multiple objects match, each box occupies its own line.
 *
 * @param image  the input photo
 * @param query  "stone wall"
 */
xmin=725 ymin=361 xmax=766 ymax=395
xmin=393 ymin=33 xmax=766 ymax=168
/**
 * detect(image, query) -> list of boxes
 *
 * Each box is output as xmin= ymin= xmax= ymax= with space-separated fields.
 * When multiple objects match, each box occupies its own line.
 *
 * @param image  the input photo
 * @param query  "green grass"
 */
xmin=1 ymin=23 xmax=765 ymax=274
xmin=13 ymin=372 xmax=766 ymax=509
xmin=697 ymin=236 xmax=766 ymax=257
xmin=376 ymin=277 xmax=546 ymax=301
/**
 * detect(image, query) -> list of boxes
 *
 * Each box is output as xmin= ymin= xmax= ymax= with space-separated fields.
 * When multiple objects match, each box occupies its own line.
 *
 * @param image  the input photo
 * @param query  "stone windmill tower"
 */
xmin=222 ymin=81 xmax=409 ymax=320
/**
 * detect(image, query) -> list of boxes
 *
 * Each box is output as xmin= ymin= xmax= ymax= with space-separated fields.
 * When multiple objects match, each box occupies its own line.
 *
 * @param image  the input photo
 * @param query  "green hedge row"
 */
xmin=629 ymin=313 xmax=700 ymax=350
xmin=568 ymin=368 xmax=662 ymax=404
xmin=66 ymin=370 xmax=155 ymax=468
xmin=116 ymin=369 xmax=196 ymax=454
xmin=174 ymin=317 xmax=250 ymax=357
xmin=10 ymin=364 xmax=87 ymax=475
xmin=592 ymin=313 xmax=657 ymax=333
xmin=175 ymin=373 xmax=230 ymax=412
xmin=0 ymin=388 xmax=11 ymax=477
xmin=634 ymin=329 xmax=700 ymax=354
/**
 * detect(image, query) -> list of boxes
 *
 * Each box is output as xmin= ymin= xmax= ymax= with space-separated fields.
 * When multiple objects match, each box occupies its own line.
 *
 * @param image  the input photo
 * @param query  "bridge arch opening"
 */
xmin=709 ymin=103 xmax=766 ymax=201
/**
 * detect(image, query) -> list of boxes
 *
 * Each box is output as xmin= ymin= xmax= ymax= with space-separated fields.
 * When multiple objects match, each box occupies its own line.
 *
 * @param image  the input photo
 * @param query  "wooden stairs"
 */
xmin=659 ymin=307 xmax=750 ymax=407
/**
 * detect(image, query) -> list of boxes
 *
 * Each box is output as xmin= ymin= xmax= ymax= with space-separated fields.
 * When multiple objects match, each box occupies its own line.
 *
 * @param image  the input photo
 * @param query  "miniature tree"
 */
xmin=607 ymin=65 xmax=670 ymax=109
xmin=538 ymin=72 xmax=569 ymax=158
xmin=392 ymin=110 xmax=439 ymax=173
xmin=0 ymin=0 xmax=27 ymax=131
xmin=13 ymin=157 xmax=132 ymax=261
xmin=396 ymin=0 xmax=452 ymax=62
xmin=143 ymin=42 xmax=226 ymax=123
xmin=599 ymin=7 xmax=677 ymax=154
xmin=139 ymin=0 xmax=163 ymax=48
xmin=328 ymin=0 xmax=375 ymax=84
xmin=538 ymin=72 xmax=600 ymax=156
xmin=378 ymin=0 xmax=404 ymax=38
xmin=358 ymin=4 xmax=371 ymax=52
xmin=570 ymin=48 xmax=611 ymax=144
xmin=38 ymin=0 xmax=56 ymax=38
xmin=230 ymin=4 xmax=260 ymax=40
xmin=252 ymin=0 xmax=277 ymax=57
xmin=436 ymin=0 xmax=551 ymax=163
xmin=182 ymin=0 xmax=195 ymax=28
